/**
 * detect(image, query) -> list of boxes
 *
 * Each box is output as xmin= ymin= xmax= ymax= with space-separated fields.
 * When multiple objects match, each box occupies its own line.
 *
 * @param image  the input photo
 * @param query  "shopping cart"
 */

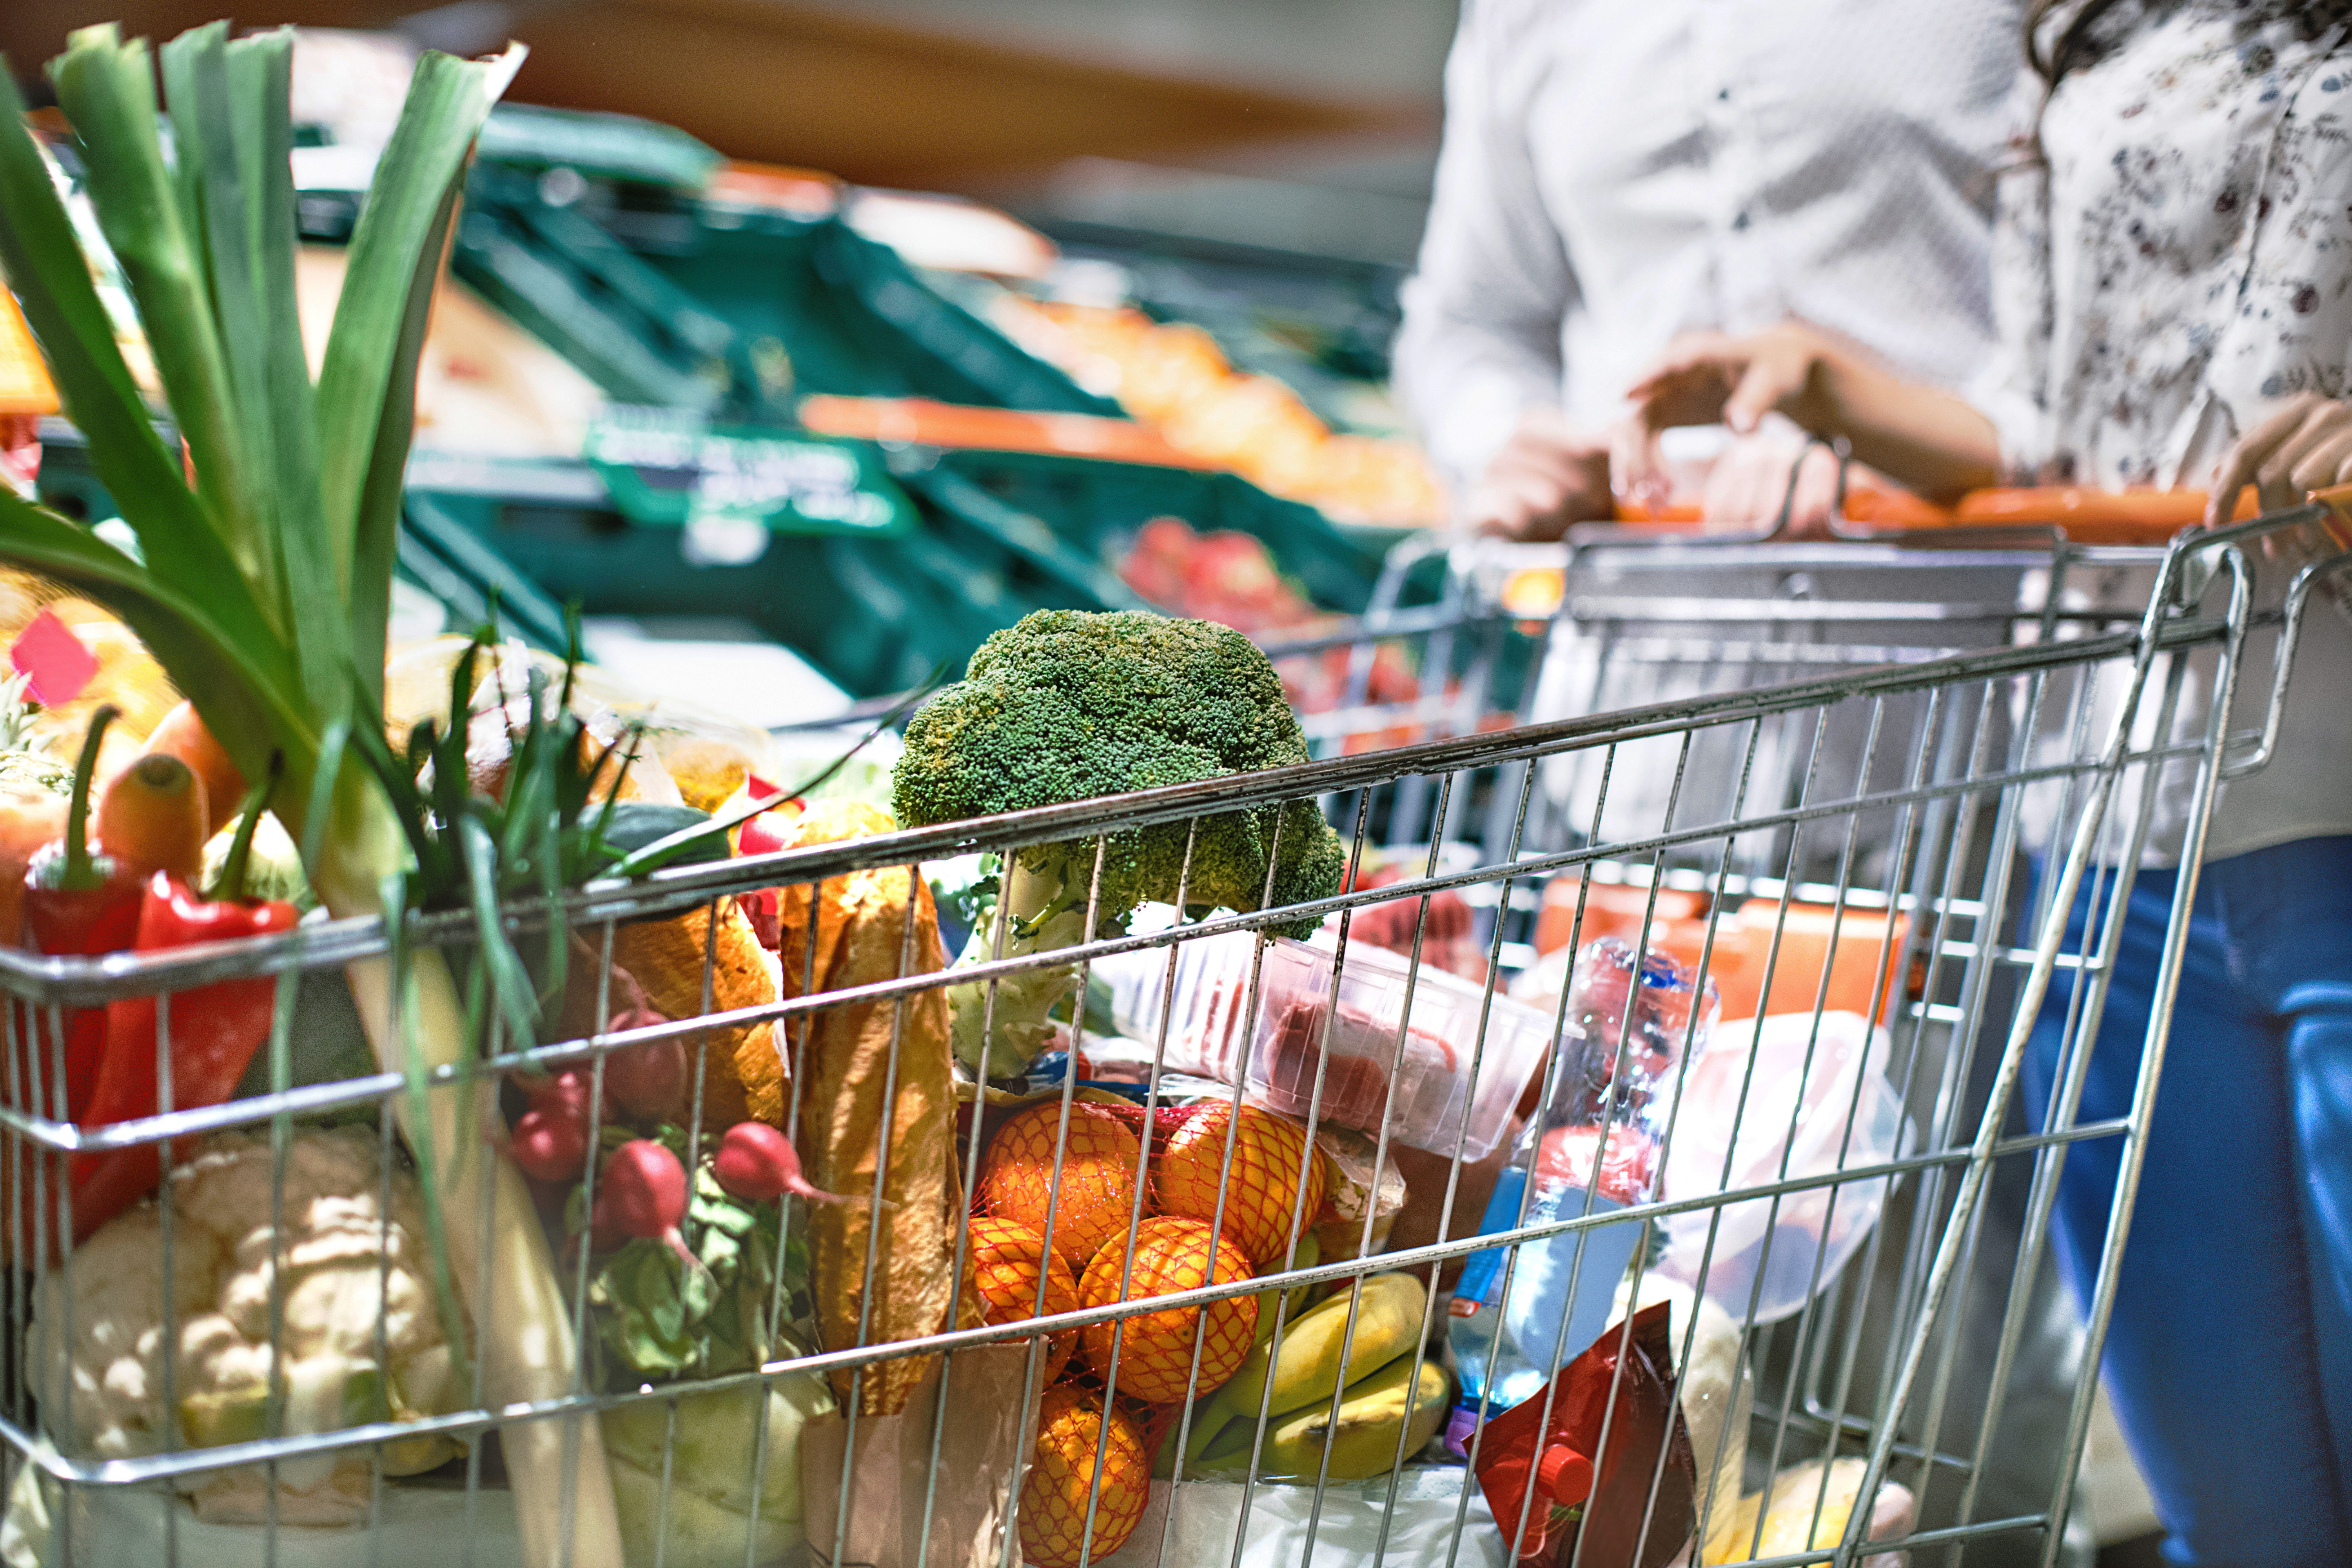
xmin=1248 ymin=495 xmax=2347 ymax=1566
xmin=0 ymin=500 xmax=2341 ymax=1568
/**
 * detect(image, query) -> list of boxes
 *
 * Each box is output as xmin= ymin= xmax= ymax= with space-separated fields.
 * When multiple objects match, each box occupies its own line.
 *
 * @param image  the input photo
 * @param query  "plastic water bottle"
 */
xmin=1450 ymin=937 xmax=1716 ymax=1416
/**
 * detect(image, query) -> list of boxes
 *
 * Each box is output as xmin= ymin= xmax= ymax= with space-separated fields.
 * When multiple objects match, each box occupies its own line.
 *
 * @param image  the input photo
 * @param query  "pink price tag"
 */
xmin=10 ymin=608 xmax=98 ymax=708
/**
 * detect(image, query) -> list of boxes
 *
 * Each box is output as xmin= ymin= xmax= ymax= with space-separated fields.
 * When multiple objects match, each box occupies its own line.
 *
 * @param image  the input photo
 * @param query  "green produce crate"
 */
xmin=405 ymin=452 xmax=1145 ymax=700
xmin=449 ymin=158 xmax=1401 ymax=618
xmin=915 ymin=448 xmax=1390 ymax=617
xmin=651 ymin=209 xmax=1118 ymax=417
xmin=454 ymin=166 xmax=1111 ymax=424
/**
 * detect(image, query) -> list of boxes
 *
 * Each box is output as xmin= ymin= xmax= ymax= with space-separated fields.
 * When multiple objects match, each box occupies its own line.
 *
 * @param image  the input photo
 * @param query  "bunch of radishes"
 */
xmin=509 ymin=1016 xmax=834 ymax=1262
xmin=508 ymin=1009 xmax=689 ymax=1185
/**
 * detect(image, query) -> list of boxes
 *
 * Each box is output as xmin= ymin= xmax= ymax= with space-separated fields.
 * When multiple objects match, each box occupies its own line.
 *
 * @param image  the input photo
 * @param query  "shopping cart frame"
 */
xmin=0 ymin=504 xmax=2338 ymax=1568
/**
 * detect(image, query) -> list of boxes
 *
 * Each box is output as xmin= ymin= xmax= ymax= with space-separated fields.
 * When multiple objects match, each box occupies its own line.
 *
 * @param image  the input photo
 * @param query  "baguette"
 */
xmin=769 ymin=801 xmax=898 ymax=1000
xmin=784 ymin=805 xmax=956 ymax=1416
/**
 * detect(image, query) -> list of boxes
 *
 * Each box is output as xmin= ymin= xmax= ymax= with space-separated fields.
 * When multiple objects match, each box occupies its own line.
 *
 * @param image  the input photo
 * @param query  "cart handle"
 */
xmin=2221 ymin=481 xmax=2352 ymax=781
xmin=1611 ymin=484 xmax=2272 ymax=545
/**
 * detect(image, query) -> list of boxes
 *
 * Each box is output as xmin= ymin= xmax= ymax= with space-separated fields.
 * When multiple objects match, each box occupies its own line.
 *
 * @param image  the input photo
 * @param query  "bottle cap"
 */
xmin=1537 ymin=1443 xmax=1594 ymax=1505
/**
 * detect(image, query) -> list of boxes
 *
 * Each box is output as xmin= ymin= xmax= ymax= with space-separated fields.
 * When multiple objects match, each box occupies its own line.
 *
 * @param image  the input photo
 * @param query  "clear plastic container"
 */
xmin=1654 ymin=1010 xmax=1911 ymax=1324
xmin=1242 ymin=934 xmax=1554 ymax=1160
xmin=1093 ymin=907 xmax=1264 ymax=1083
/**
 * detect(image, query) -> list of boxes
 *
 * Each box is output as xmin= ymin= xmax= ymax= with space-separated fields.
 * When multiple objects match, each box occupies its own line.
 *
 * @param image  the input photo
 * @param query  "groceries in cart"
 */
xmin=0 ymin=570 xmax=1939 ymax=1568
xmin=1450 ymin=939 xmax=1713 ymax=1415
xmin=888 ymin=608 xmax=1349 ymax=1080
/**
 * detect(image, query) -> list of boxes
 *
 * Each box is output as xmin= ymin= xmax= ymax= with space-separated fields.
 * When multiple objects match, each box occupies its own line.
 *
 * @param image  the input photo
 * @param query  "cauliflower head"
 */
xmin=30 ymin=1127 xmax=470 ymax=1525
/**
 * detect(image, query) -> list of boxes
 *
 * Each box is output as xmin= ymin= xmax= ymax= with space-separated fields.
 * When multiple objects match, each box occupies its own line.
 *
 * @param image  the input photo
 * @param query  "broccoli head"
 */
xmin=892 ymin=610 xmax=1346 ymax=1075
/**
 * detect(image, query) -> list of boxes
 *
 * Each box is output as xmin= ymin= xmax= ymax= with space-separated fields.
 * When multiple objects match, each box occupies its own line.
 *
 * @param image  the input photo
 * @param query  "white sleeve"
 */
xmin=1391 ymin=0 xmax=1578 ymax=504
xmin=1965 ymin=67 xmax=2060 ymax=485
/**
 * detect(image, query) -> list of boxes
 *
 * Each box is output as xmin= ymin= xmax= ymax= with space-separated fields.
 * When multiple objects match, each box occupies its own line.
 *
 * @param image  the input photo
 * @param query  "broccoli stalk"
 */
xmin=947 ymin=852 xmax=1098 ymax=1074
xmin=894 ymin=610 xmax=1347 ymax=1079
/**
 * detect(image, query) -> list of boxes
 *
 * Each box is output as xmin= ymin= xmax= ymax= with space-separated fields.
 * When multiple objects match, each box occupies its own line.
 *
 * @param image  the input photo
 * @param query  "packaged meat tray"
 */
xmin=1244 ymin=934 xmax=1554 ymax=1160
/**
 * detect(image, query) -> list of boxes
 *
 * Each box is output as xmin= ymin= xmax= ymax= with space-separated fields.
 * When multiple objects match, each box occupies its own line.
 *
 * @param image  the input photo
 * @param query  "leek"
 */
xmin=0 ymin=25 xmax=623 ymax=1567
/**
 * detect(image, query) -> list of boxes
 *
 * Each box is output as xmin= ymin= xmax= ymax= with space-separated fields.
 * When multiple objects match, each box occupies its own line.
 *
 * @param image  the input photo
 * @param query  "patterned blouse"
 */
xmin=1979 ymin=0 xmax=2352 ymax=486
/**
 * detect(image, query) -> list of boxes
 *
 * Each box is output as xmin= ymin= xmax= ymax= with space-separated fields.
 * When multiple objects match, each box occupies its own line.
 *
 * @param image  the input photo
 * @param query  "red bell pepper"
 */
xmin=68 ymin=870 xmax=299 ymax=1244
xmin=734 ymin=779 xmax=804 ymax=949
xmin=19 ymin=705 xmax=140 ymax=1120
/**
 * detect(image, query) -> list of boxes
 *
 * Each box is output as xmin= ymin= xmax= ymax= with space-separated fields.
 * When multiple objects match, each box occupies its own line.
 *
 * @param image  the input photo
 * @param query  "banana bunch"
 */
xmin=1246 ymin=1232 xmax=1324 ymax=1336
xmin=1172 ymin=1272 xmax=1450 ymax=1483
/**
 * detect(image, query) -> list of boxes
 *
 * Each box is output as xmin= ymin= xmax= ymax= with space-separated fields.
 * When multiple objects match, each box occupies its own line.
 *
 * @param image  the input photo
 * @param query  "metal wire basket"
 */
xmin=0 ymin=503 xmax=2341 ymax=1568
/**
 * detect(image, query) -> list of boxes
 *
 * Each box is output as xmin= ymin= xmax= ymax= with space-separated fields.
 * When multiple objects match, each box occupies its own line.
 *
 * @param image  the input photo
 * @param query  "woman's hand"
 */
xmin=1622 ymin=325 xmax=1844 ymax=508
xmin=2207 ymin=393 xmax=2352 ymax=526
xmin=1624 ymin=320 xmax=2000 ymax=506
xmin=1462 ymin=406 xmax=1617 ymax=541
xmin=1624 ymin=324 xmax=1840 ymax=439
xmin=1696 ymin=434 xmax=1844 ymax=537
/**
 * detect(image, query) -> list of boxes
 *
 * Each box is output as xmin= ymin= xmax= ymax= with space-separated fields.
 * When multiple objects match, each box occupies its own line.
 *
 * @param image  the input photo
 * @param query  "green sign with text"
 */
xmin=584 ymin=408 xmax=915 ymax=537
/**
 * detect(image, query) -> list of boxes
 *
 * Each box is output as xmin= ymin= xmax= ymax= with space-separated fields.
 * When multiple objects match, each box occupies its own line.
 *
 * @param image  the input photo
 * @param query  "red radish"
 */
xmin=602 ymin=1139 xmax=690 ymax=1247
xmin=600 ymin=1011 xmax=686 ymax=1114
xmin=510 ymin=1103 xmax=590 ymax=1182
xmin=588 ymin=1188 xmax=632 ymax=1252
xmin=711 ymin=1121 xmax=846 ymax=1205
xmin=528 ymin=1067 xmax=596 ymax=1120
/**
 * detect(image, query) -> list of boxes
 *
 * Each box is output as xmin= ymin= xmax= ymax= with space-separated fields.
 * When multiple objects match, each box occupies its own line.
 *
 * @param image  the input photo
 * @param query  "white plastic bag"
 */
xmin=1095 ymin=1473 xmax=1512 ymax=1568
xmin=1657 ymin=1012 xmax=1911 ymax=1323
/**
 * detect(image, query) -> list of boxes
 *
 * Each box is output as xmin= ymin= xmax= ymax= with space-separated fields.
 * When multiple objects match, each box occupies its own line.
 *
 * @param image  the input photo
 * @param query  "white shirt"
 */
xmin=1393 ymin=0 xmax=2024 ymax=501
xmin=1986 ymin=0 xmax=2352 ymax=865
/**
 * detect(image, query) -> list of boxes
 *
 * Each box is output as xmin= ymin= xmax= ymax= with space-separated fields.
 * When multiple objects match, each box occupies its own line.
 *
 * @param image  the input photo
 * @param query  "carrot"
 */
xmin=95 ymin=753 xmax=207 ymax=880
xmin=142 ymin=700 xmax=245 ymax=837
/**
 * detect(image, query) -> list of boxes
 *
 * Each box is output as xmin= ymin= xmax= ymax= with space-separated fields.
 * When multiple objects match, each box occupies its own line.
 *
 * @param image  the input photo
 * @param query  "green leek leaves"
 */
xmin=0 ymin=23 xmax=523 ymax=845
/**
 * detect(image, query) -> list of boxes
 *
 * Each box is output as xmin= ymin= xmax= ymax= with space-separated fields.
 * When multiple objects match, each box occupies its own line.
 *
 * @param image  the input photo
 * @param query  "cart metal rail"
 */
xmin=0 ymin=503 xmax=2341 ymax=1568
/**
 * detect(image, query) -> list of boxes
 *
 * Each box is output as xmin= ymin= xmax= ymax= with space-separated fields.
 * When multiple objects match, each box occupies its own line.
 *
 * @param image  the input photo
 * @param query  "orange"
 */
xmin=1017 ymin=1384 xmax=1150 ymax=1568
xmin=959 ymin=1216 xmax=1081 ymax=1378
xmin=1151 ymin=1102 xmax=1328 ymax=1271
xmin=975 ymin=1103 xmax=1145 ymax=1273
xmin=1078 ymin=1216 xmax=1258 ymax=1405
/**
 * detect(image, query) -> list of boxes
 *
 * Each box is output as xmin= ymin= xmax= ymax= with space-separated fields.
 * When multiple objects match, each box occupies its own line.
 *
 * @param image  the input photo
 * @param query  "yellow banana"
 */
xmin=1257 ymin=1351 xmax=1452 ymax=1482
xmin=1224 ymin=1270 xmax=1427 ymax=1418
xmin=1194 ymin=1412 xmax=1261 ymax=1473
xmin=1249 ymin=1232 xmax=1324 ymax=1350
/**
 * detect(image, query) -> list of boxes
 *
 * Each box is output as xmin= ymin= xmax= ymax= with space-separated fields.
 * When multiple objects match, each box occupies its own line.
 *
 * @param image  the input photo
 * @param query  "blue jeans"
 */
xmin=2027 ymin=838 xmax=2352 ymax=1567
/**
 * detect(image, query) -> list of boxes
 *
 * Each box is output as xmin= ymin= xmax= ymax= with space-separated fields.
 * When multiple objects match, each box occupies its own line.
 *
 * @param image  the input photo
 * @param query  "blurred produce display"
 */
xmin=1113 ymin=514 xmax=1431 ymax=735
xmin=992 ymin=294 xmax=1446 ymax=527
xmin=21 ymin=34 xmax=1444 ymax=705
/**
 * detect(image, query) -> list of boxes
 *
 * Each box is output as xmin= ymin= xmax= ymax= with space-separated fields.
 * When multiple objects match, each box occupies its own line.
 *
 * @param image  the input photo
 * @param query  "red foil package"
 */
xmin=1472 ymin=1300 xmax=1696 ymax=1568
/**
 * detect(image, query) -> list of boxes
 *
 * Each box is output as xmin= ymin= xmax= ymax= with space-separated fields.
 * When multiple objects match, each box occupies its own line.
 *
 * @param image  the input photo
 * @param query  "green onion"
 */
xmin=0 ymin=25 xmax=623 ymax=1566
